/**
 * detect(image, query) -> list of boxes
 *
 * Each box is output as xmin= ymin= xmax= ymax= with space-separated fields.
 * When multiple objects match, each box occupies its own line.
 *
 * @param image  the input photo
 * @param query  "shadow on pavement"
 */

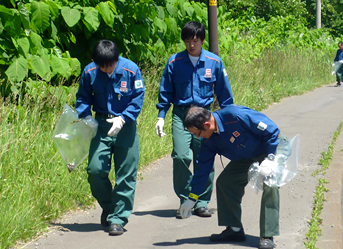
xmin=50 ymin=222 xmax=105 ymax=233
xmin=153 ymin=234 xmax=259 ymax=247
xmin=133 ymin=208 xmax=217 ymax=218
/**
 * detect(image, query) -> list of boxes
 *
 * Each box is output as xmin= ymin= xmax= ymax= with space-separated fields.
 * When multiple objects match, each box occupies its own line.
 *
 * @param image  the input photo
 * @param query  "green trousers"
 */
xmin=216 ymin=133 xmax=290 ymax=237
xmin=171 ymin=105 xmax=214 ymax=209
xmin=87 ymin=117 xmax=140 ymax=227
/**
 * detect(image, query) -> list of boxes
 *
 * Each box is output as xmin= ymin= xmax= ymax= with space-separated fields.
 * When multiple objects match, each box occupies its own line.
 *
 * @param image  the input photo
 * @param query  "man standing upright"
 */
xmin=333 ymin=41 xmax=343 ymax=87
xmin=155 ymin=21 xmax=234 ymax=218
xmin=76 ymin=40 xmax=145 ymax=235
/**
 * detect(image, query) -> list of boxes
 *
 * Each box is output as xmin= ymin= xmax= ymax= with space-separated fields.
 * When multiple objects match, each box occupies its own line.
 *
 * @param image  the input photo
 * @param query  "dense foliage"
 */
xmin=0 ymin=0 xmax=342 ymax=95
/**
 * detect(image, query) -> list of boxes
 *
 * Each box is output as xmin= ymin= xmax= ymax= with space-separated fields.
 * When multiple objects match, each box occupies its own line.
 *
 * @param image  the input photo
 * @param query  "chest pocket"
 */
xmin=114 ymin=86 xmax=133 ymax=106
xmin=199 ymin=75 xmax=216 ymax=97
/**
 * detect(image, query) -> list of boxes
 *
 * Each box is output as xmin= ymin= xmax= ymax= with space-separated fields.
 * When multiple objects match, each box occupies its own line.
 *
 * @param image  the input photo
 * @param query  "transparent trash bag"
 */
xmin=331 ymin=61 xmax=342 ymax=75
xmin=52 ymin=104 xmax=98 ymax=172
xmin=248 ymin=134 xmax=300 ymax=193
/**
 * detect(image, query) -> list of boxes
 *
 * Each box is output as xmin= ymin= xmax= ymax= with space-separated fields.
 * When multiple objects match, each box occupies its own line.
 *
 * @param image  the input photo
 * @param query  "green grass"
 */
xmin=0 ymin=46 xmax=337 ymax=249
xmin=304 ymin=123 xmax=343 ymax=249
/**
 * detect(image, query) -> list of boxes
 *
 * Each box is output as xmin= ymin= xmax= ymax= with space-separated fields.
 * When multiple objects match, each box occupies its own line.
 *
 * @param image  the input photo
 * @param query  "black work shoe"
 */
xmin=210 ymin=227 xmax=246 ymax=242
xmin=101 ymin=210 xmax=110 ymax=227
xmin=194 ymin=207 xmax=212 ymax=217
xmin=334 ymin=82 xmax=341 ymax=87
xmin=259 ymin=237 xmax=275 ymax=249
xmin=109 ymin=224 xmax=124 ymax=236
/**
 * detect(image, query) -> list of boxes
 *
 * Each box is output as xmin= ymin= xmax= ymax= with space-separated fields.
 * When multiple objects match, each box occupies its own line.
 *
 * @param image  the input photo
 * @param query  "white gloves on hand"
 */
xmin=155 ymin=118 xmax=166 ymax=137
xmin=340 ymin=60 xmax=343 ymax=64
xmin=180 ymin=199 xmax=196 ymax=219
xmin=106 ymin=116 xmax=125 ymax=137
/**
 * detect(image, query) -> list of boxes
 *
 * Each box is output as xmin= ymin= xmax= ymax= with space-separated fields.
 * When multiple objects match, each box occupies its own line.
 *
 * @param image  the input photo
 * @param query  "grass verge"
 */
xmin=304 ymin=122 xmax=343 ymax=248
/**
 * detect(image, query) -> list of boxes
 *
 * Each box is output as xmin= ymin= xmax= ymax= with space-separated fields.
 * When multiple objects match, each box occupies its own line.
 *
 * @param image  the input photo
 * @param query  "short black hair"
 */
xmin=339 ymin=41 xmax=343 ymax=46
xmin=181 ymin=21 xmax=205 ymax=41
xmin=183 ymin=106 xmax=211 ymax=130
xmin=92 ymin=40 xmax=119 ymax=68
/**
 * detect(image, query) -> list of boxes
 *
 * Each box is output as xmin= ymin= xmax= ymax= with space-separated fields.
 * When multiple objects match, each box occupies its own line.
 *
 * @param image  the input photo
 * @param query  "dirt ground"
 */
xmin=21 ymin=83 xmax=343 ymax=249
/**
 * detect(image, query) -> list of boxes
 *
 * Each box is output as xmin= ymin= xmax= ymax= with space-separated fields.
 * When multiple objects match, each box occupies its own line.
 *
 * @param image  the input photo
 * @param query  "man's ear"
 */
xmin=204 ymin=121 xmax=211 ymax=129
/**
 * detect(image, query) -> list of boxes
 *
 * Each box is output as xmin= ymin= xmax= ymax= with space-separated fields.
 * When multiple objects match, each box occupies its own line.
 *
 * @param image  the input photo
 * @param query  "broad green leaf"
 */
xmin=50 ymin=21 xmax=57 ymax=40
xmin=0 ymin=18 xmax=4 ymax=34
xmin=51 ymin=55 xmax=71 ymax=78
xmin=69 ymin=58 xmax=81 ymax=77
xmin=153 ymin=17 xmax=167 ymax=33
xmin=96 ymin=2 xmax=114 ymax=28
xmin=5 ymin=57 xmax=28 ymax=82
xmin=18 ymin=2 xmax=30 ymax=31
xmin=0 ymin=5 xmax=14 ymax=15
xmin=108 ymin=2 xmax=118 ymax=15
xmin=30 ymin=54 xmax=51 ymax=80
xmin=166 ymin=3 xmax=178 ymax=17
xmin=183 ymin=2 xmax=194 ymax=17
xmin=83 ymin=7 xmax=100 ymax=32
xmin=31 ymin=1 xmax=50 ymax=33
xmin=46 ymin=0 xmax=61 ymax=20
xmin=17 ymin=37 xmax=30 ymax=56
xmin=28 ymin=32 xmax=43 ymax=54
xmin=61 ymin=6 xmax=81 ymax=27
xmin=156 ymin=6 xmax=165 ymax=19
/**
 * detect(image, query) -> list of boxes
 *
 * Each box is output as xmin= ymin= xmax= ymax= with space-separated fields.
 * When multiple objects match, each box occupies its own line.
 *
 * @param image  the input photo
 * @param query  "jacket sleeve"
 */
xmin=214 ymin=60 xmax=234 ymax=108
xmin=121 ymin=67 xmax=145 ymax=123
xmin=189 ymin=141 xmax=216 ymax=197
xmin=156 ymin=62 xmax=173 ymax=119
xmin=75 ymin=69 xmax=93 ymax=118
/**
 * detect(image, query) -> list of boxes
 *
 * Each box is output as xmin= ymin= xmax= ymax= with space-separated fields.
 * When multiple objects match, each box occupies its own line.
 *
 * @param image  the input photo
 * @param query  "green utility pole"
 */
xmin=208 ymin=0 xmax=219 ymax=55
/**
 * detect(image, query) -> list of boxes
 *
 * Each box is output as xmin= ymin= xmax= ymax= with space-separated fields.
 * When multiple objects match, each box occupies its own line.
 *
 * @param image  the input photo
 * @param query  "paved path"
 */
xmin=22 ymin=84 xmax=343 ymax=249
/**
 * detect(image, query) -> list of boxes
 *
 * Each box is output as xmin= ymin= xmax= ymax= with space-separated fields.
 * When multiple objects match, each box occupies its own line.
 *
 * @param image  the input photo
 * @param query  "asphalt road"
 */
xmin=21 ymin=83 xmax=343 ymax=249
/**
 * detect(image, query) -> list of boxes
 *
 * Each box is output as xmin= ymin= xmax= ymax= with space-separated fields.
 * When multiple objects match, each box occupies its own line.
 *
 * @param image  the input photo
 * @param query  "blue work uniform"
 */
xmin=156 ymin=48 xmax=234 ymax=211
xmin=75 ymin=57 xmax=145 ymax=227
xmin=189 ymin=105 xmax=290 ymax=237
xmin=334 ymin=49 xmax=343 ymax=84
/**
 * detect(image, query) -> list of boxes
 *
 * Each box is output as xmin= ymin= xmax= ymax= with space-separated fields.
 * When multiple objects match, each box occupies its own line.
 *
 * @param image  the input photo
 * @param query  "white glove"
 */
xmin=259 ymin=156 xmax=276 ymax=176
xmin=180 ymin=199 xmax=196 ymax=219
xmin=106 ymin=116 xmax=125 ymax=137
xmin=155 ymin=118 xmax=166 ymax=137
xmin=340 ymin=60 xmax=343 ymax=64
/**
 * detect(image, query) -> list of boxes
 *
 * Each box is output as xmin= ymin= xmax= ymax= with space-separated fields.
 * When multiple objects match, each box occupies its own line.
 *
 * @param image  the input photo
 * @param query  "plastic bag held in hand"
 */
xmin=155 ymin=118 xmax=166 ymax=137
xmin=180 ymin=199 xmax=196 ymax=219
xmin=52 ymin=104 xmax=98 ymax=172
xmin=107 ymin=116 xmax=125 ymax=137
xmin=248 ymin=134 xmax=300 ymax=193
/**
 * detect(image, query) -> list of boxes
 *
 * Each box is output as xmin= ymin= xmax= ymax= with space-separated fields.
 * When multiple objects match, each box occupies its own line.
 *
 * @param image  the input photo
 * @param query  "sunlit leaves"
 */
xmin=96 ymin=2 xmax=114 ymax=28
xmin=31 ymin=1 xmax=50 ymax=33
xmin=83 ymin=7 xmax=100 ymax=33
xmin=5 ymin=57 xmax=28 ymax=82
xmin=61 ymin=6 xmax=80 ymax=27
xmin=30 ymin=54 xmax=51 ymax=81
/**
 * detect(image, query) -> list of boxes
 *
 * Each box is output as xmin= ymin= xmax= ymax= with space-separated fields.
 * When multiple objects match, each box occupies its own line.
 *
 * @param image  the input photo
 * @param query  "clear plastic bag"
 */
xmin=52 ymin=104 xmax=98 ymax=172
xmin=331 ymin=61 xmax=342 ymax=75
xmin=248 ymin=134 xmax=300 ymax=193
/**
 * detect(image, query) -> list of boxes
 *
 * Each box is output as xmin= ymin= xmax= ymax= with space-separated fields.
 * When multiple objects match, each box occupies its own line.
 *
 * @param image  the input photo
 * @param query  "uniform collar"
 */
xmin=212 ymin=112 xmax=224 ymax=133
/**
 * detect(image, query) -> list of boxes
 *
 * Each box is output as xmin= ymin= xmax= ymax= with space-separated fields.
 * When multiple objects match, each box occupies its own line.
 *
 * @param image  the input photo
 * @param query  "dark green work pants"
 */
xmin=87 ymin=116 xmax=140 ymax=227
xmin=216 ymin=133 xmax=290 ymax=237
xmin=171 ymin=105 xmax=214 ymax=209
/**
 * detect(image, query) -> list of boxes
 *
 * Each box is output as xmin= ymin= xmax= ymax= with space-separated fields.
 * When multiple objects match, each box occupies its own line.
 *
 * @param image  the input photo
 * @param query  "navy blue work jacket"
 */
xmin=75 ymin=57 xmax=145 ymax=123
xmin=191 ymin=105 xmax=280 ymax=196
xmin=156 ymin=49 xmax=233 ymax=118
